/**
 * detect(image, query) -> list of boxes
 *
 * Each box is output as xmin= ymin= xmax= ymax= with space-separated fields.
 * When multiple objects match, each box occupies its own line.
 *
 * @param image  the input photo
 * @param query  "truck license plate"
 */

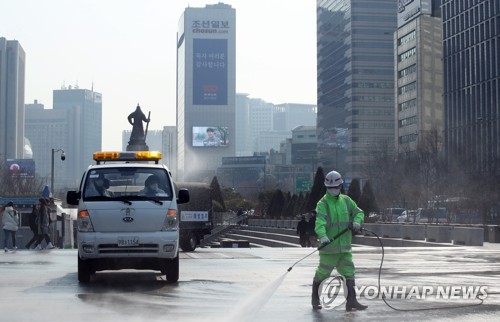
xmin=118 ymin=236 xmax=139 ymax=247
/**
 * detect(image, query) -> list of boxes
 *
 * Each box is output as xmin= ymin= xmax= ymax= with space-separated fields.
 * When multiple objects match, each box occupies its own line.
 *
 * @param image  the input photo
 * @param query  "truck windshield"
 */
xmin=82 ymin=167 xmax=172 ymax=201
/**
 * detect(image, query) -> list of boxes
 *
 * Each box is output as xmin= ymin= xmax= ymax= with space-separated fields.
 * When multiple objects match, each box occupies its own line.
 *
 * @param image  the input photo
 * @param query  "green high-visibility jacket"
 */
xmin=315 ymin=193 xmax=364 ymax=254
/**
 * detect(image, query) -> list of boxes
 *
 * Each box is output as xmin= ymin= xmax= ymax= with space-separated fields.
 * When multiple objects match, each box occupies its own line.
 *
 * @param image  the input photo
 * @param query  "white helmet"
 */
xmin=324 ymin=170 xmax=344 ymax=187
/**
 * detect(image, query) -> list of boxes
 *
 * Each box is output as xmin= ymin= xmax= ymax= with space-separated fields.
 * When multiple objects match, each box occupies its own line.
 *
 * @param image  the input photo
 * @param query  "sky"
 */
xmin=0 ymin=0 xmax=317 ymax=150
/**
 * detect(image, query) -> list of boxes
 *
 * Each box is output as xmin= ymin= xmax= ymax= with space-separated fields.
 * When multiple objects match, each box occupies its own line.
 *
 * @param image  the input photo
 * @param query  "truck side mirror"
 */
xmin=177 ymin=189 xmax=189 ymax=204
xmin=66 ymin=190 xmax=80 ymax=205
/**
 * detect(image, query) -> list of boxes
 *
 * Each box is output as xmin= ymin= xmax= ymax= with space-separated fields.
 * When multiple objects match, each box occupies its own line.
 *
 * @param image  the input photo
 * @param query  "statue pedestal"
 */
xmin=126 ymin=144 xmax=149 ymax=151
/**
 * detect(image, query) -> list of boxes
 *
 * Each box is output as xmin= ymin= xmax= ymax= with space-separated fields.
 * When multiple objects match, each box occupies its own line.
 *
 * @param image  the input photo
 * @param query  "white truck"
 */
xmin=66 ymin=151 xmax=189 ymax=283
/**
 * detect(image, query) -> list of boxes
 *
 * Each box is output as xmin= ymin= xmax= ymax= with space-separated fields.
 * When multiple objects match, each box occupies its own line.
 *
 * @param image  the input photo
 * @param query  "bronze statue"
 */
xmin=126 ymin=104 xmax=150 ymax=151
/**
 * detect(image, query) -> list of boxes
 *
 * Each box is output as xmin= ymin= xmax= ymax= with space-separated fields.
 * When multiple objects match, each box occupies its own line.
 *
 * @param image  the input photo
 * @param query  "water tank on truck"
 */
xmin=175 ymin=182 xmax=214 ymax=251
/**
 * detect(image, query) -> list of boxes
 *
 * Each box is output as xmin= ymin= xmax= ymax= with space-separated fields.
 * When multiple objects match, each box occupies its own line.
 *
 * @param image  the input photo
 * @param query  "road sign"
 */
xmin=296 ymin=177 xmax=312 ymax=192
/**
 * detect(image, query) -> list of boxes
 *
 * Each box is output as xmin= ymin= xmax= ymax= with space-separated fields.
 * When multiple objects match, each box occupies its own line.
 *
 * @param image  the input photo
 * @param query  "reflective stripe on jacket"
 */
xmin=315 ymin=194 xmax=364 ymax=254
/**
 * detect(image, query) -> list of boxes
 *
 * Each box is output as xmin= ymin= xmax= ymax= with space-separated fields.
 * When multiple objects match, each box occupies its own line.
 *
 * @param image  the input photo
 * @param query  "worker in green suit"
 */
xmin=311 ymin=170 xmax=367 ymax=311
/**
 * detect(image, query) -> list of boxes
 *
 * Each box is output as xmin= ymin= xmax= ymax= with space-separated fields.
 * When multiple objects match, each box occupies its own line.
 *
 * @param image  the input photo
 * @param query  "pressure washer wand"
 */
xmin=287 ymin=227 xmax=350 ymax=272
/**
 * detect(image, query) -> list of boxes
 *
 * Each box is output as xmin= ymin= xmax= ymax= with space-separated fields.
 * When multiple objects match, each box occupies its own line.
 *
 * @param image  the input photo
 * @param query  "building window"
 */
xmin=399 ymin=133 xmax=417 ymax=144
xmin=399 ymin=99 xmax=417 ymax=111
xmin=353 ymin=109 xmax=393 ymax=116
xmin=398 ymin=82 xmax=417 ymax=94
xmin=398 ymin=30 xmax=416 ymax=45
xmin=399 ymin=64 xmax=417 ymax=77
xmin=399 ymin=47 xmax=416 ymax=61
xmin=399 ymin=116 xmax=417 ymax=127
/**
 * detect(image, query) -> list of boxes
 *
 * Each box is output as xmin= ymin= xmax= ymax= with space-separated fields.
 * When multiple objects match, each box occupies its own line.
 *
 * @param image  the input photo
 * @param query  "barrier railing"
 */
xmin=246 ymin=220 xmax=496 ymax=245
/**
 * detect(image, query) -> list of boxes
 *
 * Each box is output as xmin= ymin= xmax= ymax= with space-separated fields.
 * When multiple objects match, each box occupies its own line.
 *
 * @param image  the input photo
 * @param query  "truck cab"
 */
xmin=67 ymin=151 xmax=189 ymax=283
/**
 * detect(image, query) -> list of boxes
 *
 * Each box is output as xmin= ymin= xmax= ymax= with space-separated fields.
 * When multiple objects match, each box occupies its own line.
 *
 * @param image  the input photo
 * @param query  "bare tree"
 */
xmin=414 ymin=129 xmax=448 ymax=208
xmin=363 ymin=140 xmax=405 ymax=210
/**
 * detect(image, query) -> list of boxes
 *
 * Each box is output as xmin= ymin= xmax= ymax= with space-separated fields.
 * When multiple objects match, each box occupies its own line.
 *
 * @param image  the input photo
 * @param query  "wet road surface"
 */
xmin=1 ymin=244 xmax=499 ymax=321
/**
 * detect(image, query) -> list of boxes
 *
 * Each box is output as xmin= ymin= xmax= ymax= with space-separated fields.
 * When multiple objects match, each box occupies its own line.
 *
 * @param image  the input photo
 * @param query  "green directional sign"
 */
xmin=296 ymin=177 xmax=312 ymax=192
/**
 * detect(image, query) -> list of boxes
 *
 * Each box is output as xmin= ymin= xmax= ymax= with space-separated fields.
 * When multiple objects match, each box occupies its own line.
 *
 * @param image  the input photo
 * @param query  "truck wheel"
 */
xmin=165 ymin=254 xmax=179 ymax=283
xmin=180 ymin=232 xmax=197 ymax=252
xmin=78 ymin=255 xmax=91 ymax=283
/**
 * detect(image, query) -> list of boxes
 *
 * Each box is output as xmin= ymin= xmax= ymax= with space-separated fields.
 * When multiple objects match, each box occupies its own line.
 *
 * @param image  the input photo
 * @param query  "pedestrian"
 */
xmin=48 ymin=198 xmax=58 ymax=245
xmin=311 ymin=170 xmax=367 ymax=311
xmin=296 ymin=215 xmax=308 ymax=247
xmin=25 ymin=203 xmax=41 ymax=249
xmin=307 ymin=210 xmax=318 ymax=248
xmin=33 ymin=198 xmax=55 ymax=250
xmin=2 ymin=201 xmax=19 ymax=252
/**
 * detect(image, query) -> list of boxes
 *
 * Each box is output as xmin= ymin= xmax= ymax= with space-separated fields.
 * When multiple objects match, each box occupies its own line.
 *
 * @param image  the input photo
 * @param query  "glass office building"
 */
xmin=442 ymin=0 xmax=500 ymax=174
xmin=0 ymin=38 xmax=25 ymax=159
xmin=317 ymin=0 xmax=397 ymax=178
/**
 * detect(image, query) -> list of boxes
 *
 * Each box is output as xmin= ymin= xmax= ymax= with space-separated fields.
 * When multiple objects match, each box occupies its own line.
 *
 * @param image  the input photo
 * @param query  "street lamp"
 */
xmin=51 ymin=148 xmax=66 ymax=198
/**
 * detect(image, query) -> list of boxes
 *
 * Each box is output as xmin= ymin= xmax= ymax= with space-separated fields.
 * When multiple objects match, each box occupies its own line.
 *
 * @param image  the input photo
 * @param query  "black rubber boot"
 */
xmin=345 ymin=279 xmax=367 ymax=311
xmin=311 ymin=280 xmax=322 ymax=310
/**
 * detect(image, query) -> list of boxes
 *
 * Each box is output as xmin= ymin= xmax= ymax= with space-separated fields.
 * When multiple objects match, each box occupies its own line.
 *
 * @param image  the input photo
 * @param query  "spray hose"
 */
xmin=361 ymin=227 xmax=485 ymax=311
xmin=287 ymin=226 xmax=485 ymax=311
xmin=287 ymin=227 xmax=350 ymax=272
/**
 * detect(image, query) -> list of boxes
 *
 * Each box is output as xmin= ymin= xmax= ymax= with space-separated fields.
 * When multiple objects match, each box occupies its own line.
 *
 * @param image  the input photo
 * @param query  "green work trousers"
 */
xmin=313 ymin=252 xmax=355 ymax=282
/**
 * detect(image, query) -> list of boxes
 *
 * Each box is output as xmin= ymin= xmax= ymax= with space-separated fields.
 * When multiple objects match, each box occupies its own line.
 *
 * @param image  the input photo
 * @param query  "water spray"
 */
xmin=224 ymin=227 xmax=352 ymax=321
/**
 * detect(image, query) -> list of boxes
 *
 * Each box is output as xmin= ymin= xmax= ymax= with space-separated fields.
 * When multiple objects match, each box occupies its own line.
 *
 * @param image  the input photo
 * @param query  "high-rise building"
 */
xmin=442 ymin=0 xmax=500 ymax=174
xmin=290 ymin=125 xmax=318 ymax=167
xmin=53 ymin=87 xmax=102 ymax=189
xmin=248 ymin=98 xmax=274 ymax=153
xmin=256 ymin=130 xmax=292 ymax=154
xmin=395 ymin=0 xmax=443 ymax=156
xmin=176 ymin=3 xmax=236 ymax=181
xmin=122 ymin=129 xmax=163 ymax=151
xmin=273 ymin=103 xmax=316 ymax=132
xmin=25 ymin=100 xmax=71 ymax=191
xmin=236 ymin=94 xmax=317 ymax=156
xmin=235 ymin=93 xmax=252 ymax=156
xmin=122 ymin=127 xmax=178 ymax=178
xmin=162 ymin=126 xmax=177 ymax=179
xmin=0 ymin=38 xmax=25 ymax=159
xmin=317 ymin=0 xmax=397 ymax=178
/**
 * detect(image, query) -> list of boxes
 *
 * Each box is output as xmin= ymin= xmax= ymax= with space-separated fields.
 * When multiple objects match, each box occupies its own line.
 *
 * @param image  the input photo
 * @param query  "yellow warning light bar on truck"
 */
xmin=93 ymin=151 xmax=162 ymax=164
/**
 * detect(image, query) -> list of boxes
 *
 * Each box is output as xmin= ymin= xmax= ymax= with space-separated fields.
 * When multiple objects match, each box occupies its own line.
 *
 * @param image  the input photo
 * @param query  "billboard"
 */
xmin=193 ymin=38 xmax=228 ymax=105
xmin=5 ymin=159 xmax=35 ymax=178
xmin=192 ymin=126 xmax=229 ymax=147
